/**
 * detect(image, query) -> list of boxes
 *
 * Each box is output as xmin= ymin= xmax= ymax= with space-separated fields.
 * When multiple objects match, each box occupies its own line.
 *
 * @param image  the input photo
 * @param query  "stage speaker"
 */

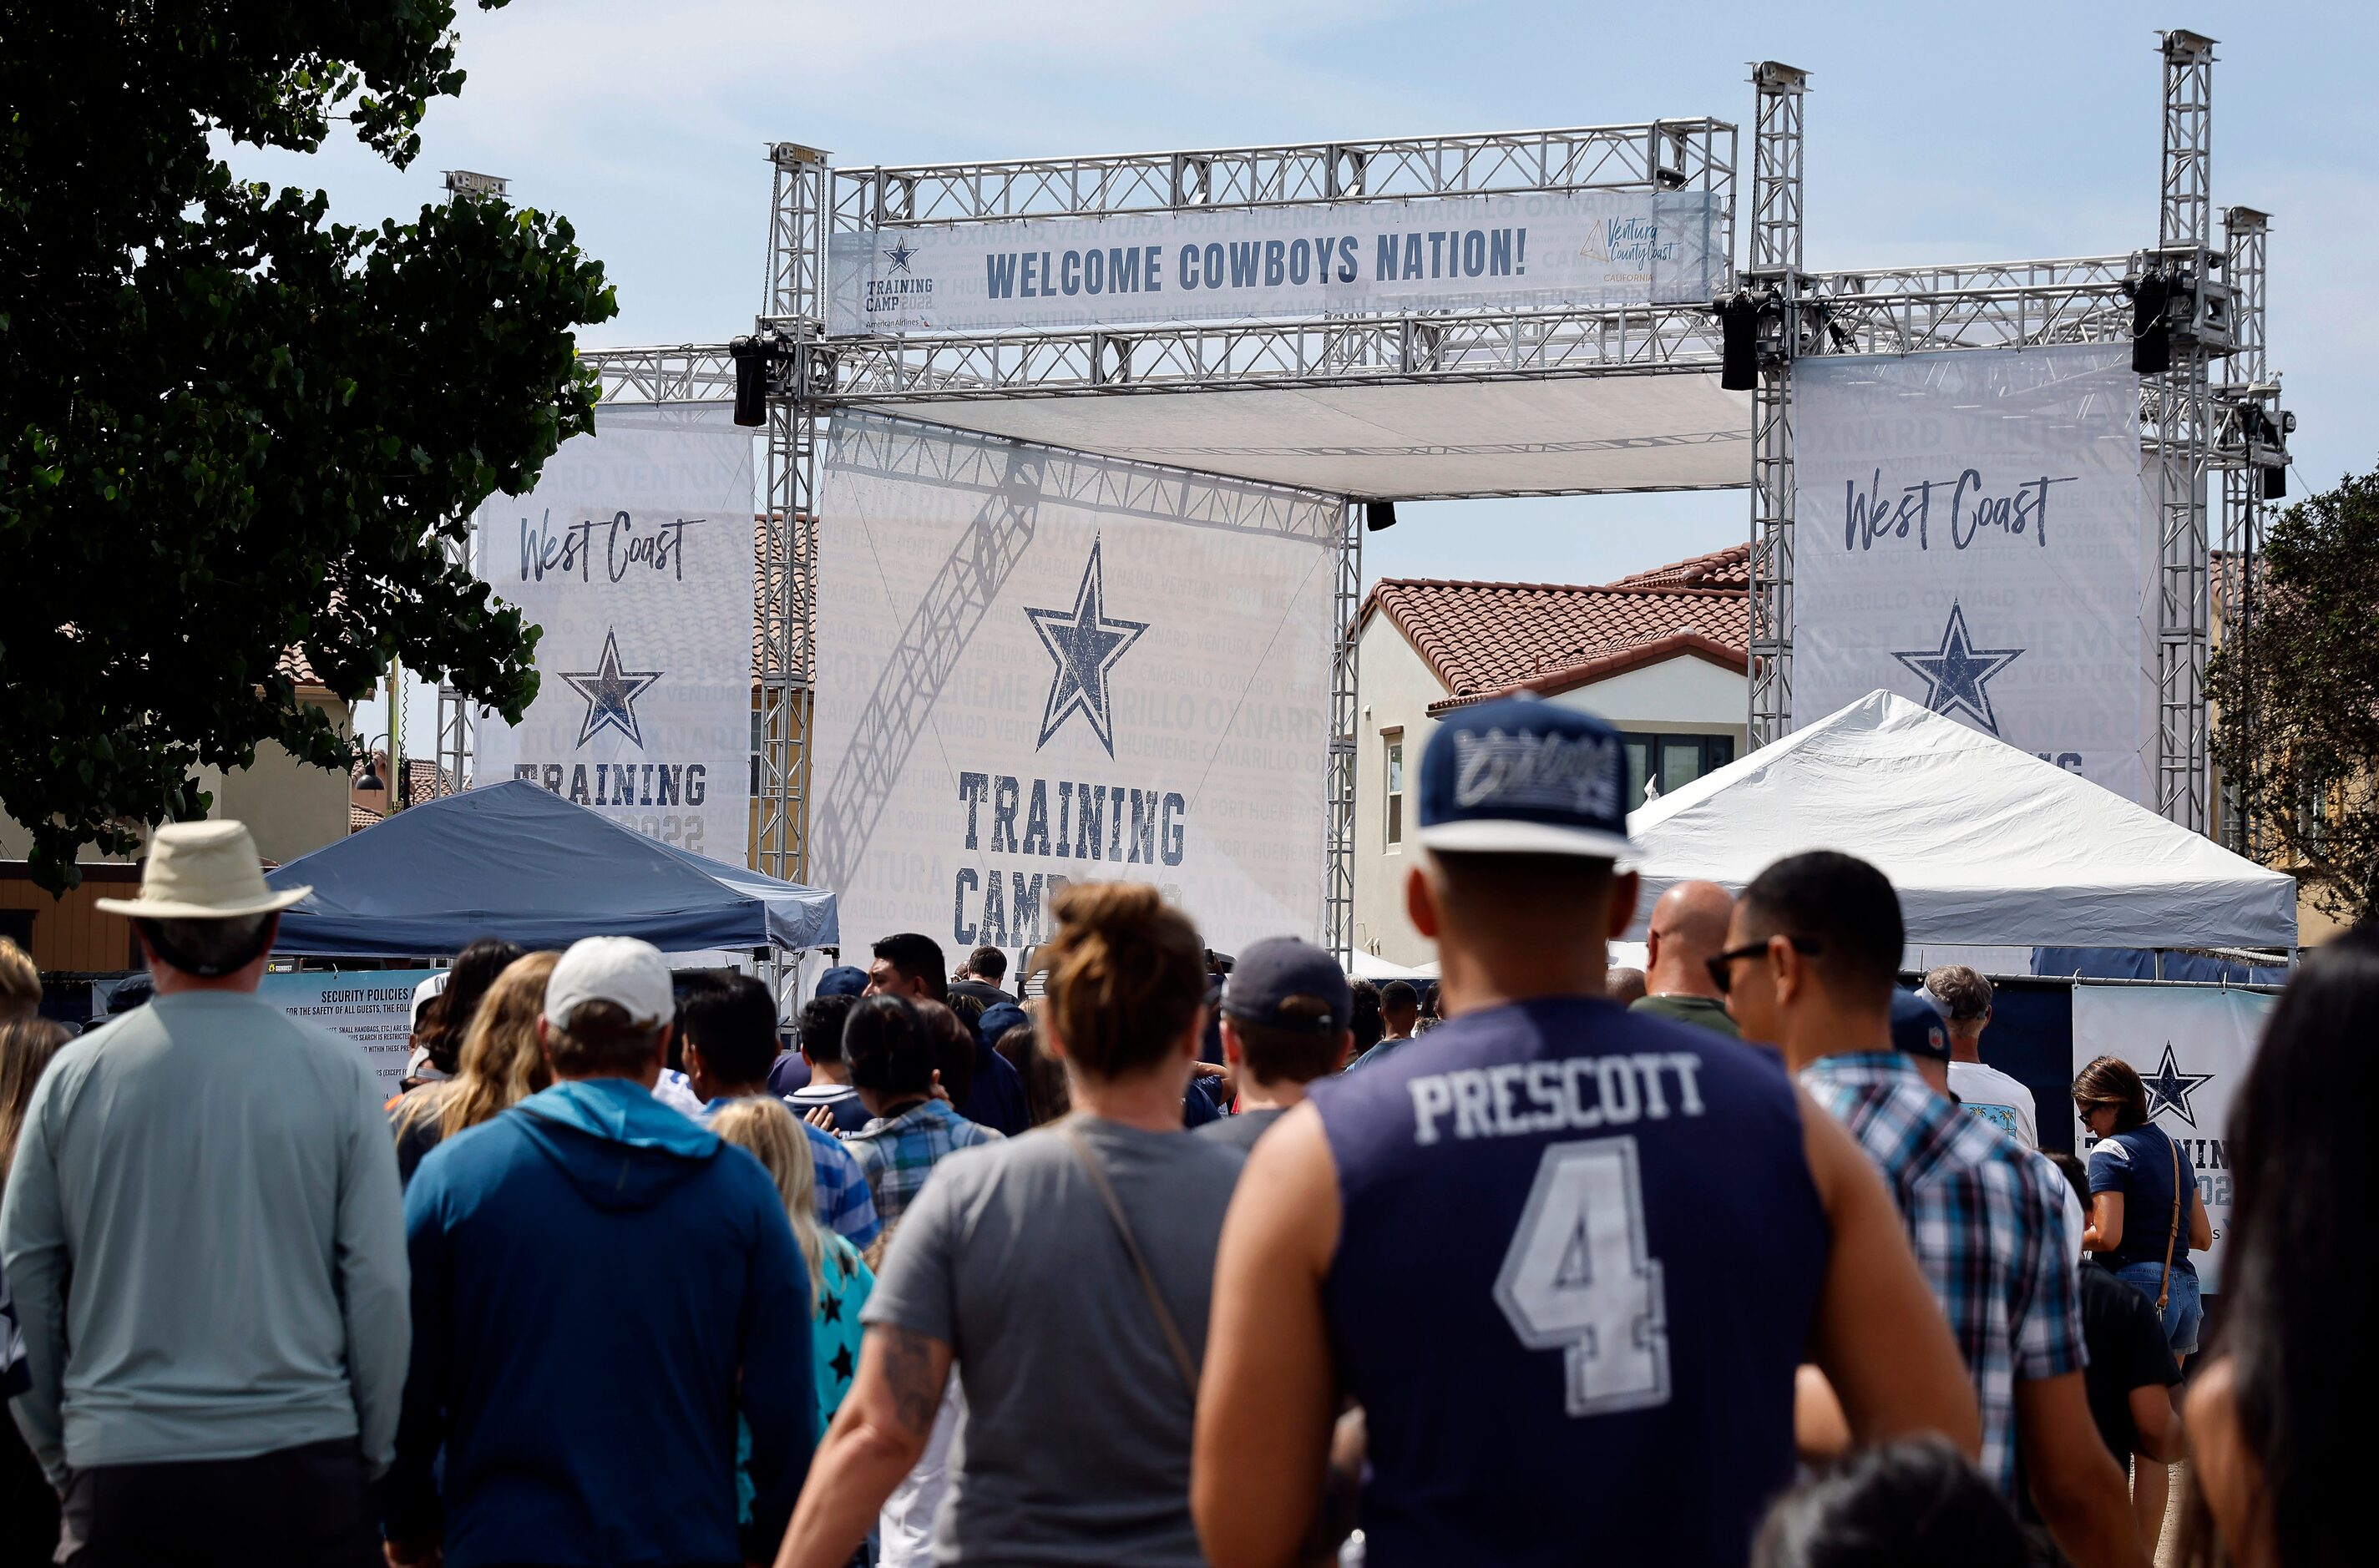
xmin=1719 ymin=293 xmax=1760 ymax=392
xmin=2263 ymin=463 xmax=2287 ymax=501
xmin=1365 ymin=501 xmax=1399 ymax=532
xmin=2129 ymin=274 xmax=2171 ymax=377
xmin=730 ymin=335 xmax=770 ymax=427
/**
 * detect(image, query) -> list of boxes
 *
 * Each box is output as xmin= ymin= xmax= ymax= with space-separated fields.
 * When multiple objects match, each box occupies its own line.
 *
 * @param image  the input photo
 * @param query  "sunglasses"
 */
xmin=1705 ymin=936 xmax=1823 ymax=995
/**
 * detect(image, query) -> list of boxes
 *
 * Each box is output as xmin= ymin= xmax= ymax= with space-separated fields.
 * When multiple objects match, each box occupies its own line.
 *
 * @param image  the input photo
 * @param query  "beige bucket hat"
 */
xmin=94 ymin=821 xmax=312 ymax=919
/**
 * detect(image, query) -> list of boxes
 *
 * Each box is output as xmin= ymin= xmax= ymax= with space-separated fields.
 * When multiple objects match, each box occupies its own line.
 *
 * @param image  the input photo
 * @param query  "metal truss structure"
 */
xmin=1744 ymin=61 xmax=1805 ymax=750
xmin=1325 ymin=503 xmax=1364 ymax=964
xmin=2148 ymin=28 xmax=2221 ymax=837
xmin=537 ymin=28 xmax=2285 ymax=960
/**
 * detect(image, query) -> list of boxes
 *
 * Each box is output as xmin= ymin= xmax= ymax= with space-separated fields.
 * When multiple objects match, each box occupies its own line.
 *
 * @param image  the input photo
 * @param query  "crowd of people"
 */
xmin=0 ymin=695 xmax=2363 ymax=1568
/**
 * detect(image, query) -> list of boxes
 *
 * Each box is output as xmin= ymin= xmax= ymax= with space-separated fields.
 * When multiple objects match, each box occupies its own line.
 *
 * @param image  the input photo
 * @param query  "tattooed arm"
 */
xmin=773 ymin=1323 xmax=954 ymax=1568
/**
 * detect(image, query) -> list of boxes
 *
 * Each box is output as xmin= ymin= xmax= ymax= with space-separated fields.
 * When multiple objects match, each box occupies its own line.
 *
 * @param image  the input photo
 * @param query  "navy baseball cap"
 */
xmin=1891 ymin=989 xmax=1951 ymax=1061
xmin=815 ymin=964 xmax=868 ymax=999
xmin=1416 ymin=695 xmax=1632 ymax=860
xmin=1222 ymin=936 xmax=1352 ymax=1035
xmin=977 ymin=1000 xmax=1029 ymax=1045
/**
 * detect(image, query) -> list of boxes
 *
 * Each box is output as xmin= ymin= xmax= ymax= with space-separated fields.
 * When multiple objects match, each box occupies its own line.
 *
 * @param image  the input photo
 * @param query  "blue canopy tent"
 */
xmin=265 ymin=781 xmax=838 ymax=957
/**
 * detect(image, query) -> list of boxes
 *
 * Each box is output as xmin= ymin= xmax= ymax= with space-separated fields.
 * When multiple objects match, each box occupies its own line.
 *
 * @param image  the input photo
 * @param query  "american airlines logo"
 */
xmin=1452 ymin=730 xmax=1622 ymax=817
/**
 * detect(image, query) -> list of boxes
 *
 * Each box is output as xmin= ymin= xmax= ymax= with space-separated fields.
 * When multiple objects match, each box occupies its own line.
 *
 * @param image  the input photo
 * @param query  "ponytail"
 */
xmin=1044 ymin=881 xmax=1206 ymax=1080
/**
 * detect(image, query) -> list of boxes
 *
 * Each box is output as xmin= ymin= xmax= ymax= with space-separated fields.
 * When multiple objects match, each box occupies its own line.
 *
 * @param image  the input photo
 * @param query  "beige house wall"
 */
xmin=0 ymin=694 xmax=355 ymax=875
xmin=1351 ymin=614 xmax=1450 ymax=966
xmin=1541 ymin=655 xmax=1748 ymax=750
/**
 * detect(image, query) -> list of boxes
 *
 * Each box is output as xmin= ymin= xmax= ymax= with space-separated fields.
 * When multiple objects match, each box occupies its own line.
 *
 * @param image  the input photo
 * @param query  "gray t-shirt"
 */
xmin=863 ymin=1116 xmax=1245 ymax=1567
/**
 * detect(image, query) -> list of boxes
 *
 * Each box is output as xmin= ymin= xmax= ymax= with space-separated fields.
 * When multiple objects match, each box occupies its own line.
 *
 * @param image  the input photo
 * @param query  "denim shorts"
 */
xmin=2114 ymin=1258 xmax=2203 ymax=1357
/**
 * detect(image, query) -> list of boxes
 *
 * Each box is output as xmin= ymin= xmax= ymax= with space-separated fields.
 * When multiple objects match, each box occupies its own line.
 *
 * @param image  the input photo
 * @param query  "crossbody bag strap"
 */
xmin=2157 ymin=1133 xmax=2184 ymax=1313
xmin=1061 ymin=1121 xmax=1200 ymax=1398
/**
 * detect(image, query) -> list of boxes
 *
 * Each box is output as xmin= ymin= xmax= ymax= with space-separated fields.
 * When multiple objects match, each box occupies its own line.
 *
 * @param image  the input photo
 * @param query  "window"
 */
xmin=1619 ymin=731 xmax=1736 ymax=811
xmin=1384 ymin=732 xmax=1405 ymax=847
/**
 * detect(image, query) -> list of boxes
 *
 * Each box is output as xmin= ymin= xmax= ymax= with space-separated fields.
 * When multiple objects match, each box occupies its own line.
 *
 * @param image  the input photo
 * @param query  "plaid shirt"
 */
xmin=802 ymin=1117 xmax=883 ymax=1249
xmin=848 ymin=1099 xmax=1003 ymax=1229
xmin=1800 ymin=1052 xmax=2084 ymax=1496
xmin=697 ymin=1097 xmax=881 ymax=1249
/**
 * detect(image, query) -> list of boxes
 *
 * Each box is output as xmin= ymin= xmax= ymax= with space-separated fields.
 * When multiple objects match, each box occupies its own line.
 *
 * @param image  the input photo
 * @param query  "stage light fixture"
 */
xmin=1365 ymin=501 xmax=1399 ymax=532
xmin=1718 ymin=292 xmax=1761 ymax=392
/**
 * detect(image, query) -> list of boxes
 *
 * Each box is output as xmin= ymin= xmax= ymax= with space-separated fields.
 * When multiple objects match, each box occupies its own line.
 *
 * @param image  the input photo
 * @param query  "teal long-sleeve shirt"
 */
xmin=0 ymin=989 xmax=410 ymax=1485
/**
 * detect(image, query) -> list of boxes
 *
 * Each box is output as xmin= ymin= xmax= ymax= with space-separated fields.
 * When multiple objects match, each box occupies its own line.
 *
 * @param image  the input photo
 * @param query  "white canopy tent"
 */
xmin=1347 ymin=950 xmax=1434 ymax=982
xmin=1622 ymin=690 xmax=2298 ymax=951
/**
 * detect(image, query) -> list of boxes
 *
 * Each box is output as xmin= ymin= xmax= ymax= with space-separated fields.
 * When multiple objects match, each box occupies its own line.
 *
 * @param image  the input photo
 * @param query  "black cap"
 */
xmin=1891 ymin=990 xmax=1951 ymax=1062
xmin=1221 ymin=937 xmax=1351 ymax=1036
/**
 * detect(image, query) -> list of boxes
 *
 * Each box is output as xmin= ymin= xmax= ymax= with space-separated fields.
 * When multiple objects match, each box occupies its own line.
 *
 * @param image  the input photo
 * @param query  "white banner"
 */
xmin=2070 ymin=982 xmax=2274 ymax=1292
xmin=828 ymin=190 xmax=1722 ymax=336
xmin=1794 ymin=346 xmax=2154 ymax=802
xmin=810 ymin=413 xmax=1337 ymax=959
xmin=473 ymin=402 xmax=755 ymax=864
xmin=261 ymin=969 xmax=444 ymax=1096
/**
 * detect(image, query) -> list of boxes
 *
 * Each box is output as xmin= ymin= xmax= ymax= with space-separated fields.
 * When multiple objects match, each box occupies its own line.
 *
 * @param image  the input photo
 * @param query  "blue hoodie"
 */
xmin=386 ymin=1079 xmax=813 ymax=1567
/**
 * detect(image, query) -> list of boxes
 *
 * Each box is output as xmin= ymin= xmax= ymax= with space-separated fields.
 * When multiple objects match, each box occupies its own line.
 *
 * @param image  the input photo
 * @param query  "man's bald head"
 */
xmin=1643 ymin=879 xmax=1735 ymax=998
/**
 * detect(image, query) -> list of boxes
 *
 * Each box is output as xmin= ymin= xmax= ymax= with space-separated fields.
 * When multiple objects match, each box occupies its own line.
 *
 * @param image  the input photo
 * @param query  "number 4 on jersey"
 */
xmin=1493 ymin=1136 xmax=1671 ymax=1416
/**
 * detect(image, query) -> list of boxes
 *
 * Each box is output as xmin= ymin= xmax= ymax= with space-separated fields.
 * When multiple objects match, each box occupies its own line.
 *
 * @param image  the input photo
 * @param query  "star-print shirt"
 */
xmin=812 ymin=1232 xmax=874 ymax=1436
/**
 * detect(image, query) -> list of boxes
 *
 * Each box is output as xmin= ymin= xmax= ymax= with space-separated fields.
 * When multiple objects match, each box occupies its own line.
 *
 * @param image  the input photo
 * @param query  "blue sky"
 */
xmin=226 ymin=3 xmax=2372 ymax=734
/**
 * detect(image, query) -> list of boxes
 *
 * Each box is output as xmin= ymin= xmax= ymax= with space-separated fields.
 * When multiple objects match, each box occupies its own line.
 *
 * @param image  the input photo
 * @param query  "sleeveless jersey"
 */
xmin=1308 ymin=997 xmax=1828 ymax=1567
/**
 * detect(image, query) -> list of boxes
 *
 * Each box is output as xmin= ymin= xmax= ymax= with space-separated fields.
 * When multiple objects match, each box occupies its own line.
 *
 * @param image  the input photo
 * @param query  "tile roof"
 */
xmin=348 ymin=756 xmax=457 ymax=807
xmin=1365 ymin=542 xmax=1751 ymax=701
xmin=1603 ymin=542 xmax=1750 ymax=592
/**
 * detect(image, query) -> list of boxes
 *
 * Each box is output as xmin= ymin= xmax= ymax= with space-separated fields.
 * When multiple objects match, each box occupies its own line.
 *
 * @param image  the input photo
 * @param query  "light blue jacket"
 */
xmin=0 ymin=990 xmax=409 ymax=1483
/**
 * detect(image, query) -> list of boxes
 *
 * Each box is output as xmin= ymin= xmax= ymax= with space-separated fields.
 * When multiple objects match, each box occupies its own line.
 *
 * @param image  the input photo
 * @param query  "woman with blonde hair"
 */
xmin=777 ymin=881 xmax=1241 ymax=1568
xmin=392 ymin=950 xmax=559 ymax=1183
xmin=707 ymin=1096 xmax=873 ymax=1439
xmin=0 ymin=1017 xmax=70 ymax=1204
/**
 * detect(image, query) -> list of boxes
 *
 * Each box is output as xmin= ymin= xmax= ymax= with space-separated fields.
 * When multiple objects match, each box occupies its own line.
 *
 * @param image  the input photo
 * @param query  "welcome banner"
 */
xmin=1793 ymin=345 xmax=2154 ymax=803
xmin=2070 ymin=982 xmax=2275 ymax=1292
xmin=827 ymin=190 xmax=1723 ymax=336
xmin=473 ymin=402 xmax=755 ymax=864
xmin=809 ymin=413 xmax=1338 ymax=959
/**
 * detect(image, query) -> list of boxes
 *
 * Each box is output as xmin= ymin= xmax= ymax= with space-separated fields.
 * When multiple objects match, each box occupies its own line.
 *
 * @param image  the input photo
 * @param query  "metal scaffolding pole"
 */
xmin=2216 ymin=205 xmax=2274 ymax=853
xmin=1324 ymin=501 xmax=1363 ymax=965
xmin=2151 ymin=29 xmax=2218 ymax=835
xmin=1746 ymin=61 xmax=1806 ymax=750
xmin=758 ymin=144 xmax=831 ymax=883
xmin=432 ymin=526 xmax=473 ymax=798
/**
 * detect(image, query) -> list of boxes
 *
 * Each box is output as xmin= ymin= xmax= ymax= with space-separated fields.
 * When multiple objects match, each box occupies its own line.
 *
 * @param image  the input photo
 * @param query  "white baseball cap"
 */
xmin=544 ymin=937 xmax=674 ymax=1031
xmin=410 ymin=971 xmax=449 ymax=1029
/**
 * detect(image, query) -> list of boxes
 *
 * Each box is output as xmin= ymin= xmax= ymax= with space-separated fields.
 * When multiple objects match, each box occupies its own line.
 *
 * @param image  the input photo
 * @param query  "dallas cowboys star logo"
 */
xmin=2139 ymin=1042 xmax=2214 ymax=1129
xmin=1025 ymin=539 xmax=1147 ymax=756
xmin=883 ymin=240 xmax=919 ymax=276
xmin=1891 ymin=600 xmax=2025 ymax=735
xmin=558 ymin=630 xmax=662 ymax=749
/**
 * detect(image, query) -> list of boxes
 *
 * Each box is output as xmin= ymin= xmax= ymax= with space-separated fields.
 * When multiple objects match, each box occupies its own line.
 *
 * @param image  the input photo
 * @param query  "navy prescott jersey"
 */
xmin=1308 ymin=996 xmax=1829 ymax=1568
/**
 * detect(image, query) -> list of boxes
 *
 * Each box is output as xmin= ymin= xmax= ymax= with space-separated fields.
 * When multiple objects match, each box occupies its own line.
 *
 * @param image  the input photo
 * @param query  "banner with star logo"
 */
xmin=472 ymin=401 xmax=755 ymax=865
xmin=1793 ymin=344 xmax=2155 ymax=803
xmin=807 ymin=412 xmax=1339 ymax=959
xmin=2071 ymin=982 xmax=2276 ymax=1291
